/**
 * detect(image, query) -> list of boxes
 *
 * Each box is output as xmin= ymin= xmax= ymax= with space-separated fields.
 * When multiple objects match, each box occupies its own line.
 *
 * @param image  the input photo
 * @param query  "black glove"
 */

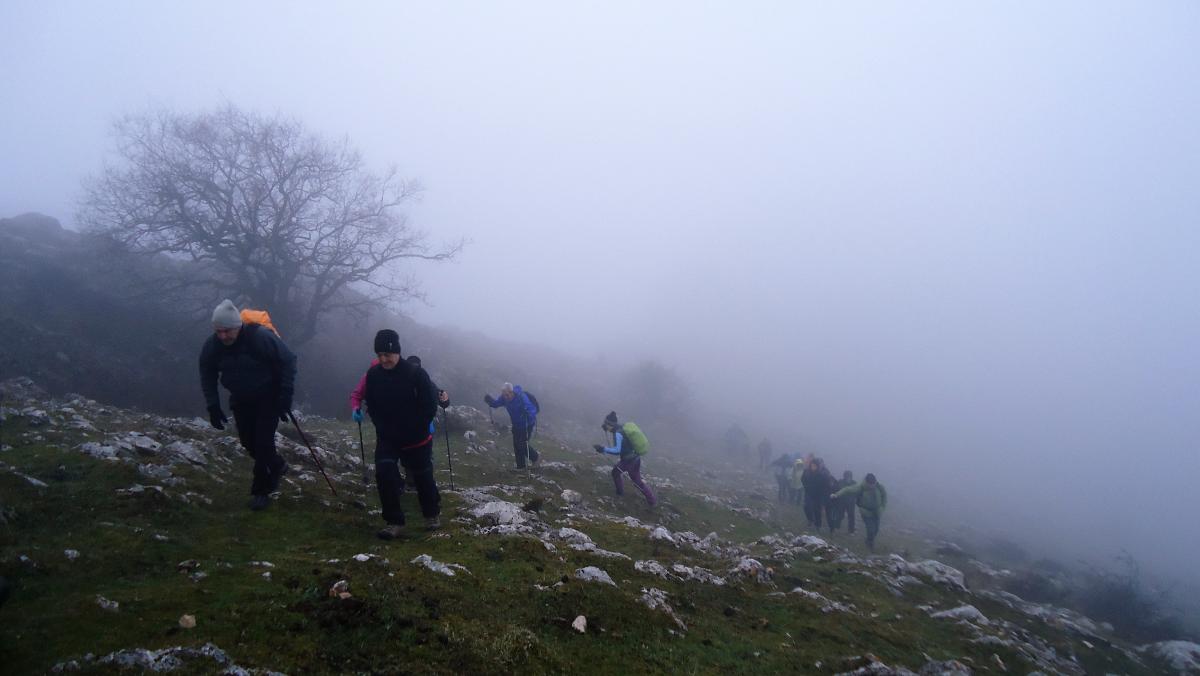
xmin=208 ymin=405 xmax=228 ymax=430
xmin=593 ymin=444 xmax=605 ymax=454
xmin=278 ymin=397 xmax=292 ymax=423
xmin=484 ymin=394 xmax=494 ymax=405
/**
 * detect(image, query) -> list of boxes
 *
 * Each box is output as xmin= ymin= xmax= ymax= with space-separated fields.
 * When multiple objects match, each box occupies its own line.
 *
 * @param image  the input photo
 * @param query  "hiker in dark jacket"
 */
xmin=832 ymin=473 xmax=887 ymax=551
xmin=771 ymin=453 xmax=793 ymax=502
xmin=484 ymin=383 xmax=539 ymax=469
xmin=361 ymin=330 xmax=441 ymax=539
xmin=593 ymin=411 xmax=657 ymax=506
xmin=829 ymin=470 xmax=857 ymax=533
xmin=199 ymin=299 xmax=297 ymax=511
xmin=800 ymin=458 xmax=834 ymax=531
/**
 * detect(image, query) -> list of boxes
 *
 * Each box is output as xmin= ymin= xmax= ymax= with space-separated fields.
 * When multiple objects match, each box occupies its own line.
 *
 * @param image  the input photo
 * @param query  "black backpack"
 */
xmin=524 ymin=391 xmax=540 ymax=414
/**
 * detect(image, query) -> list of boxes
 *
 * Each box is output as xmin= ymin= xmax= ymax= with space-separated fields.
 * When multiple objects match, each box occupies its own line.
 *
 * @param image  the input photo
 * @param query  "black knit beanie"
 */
xmin=865 ymin=473 xmax=877 ymax=485
xmin=374 ymin=329 xmax=401 ymax=355
xmin=604 ymin=411 xmax=619 ymax=427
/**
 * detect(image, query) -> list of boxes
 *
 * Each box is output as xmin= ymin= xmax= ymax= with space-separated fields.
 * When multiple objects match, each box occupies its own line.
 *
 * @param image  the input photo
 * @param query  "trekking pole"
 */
xmin=357 ymin=419 xmax=370 ymax=489
xmin=287 ymin=412 xmax=338 ymax=496
xmin=442 ymin=408 xmax=455 ymax=490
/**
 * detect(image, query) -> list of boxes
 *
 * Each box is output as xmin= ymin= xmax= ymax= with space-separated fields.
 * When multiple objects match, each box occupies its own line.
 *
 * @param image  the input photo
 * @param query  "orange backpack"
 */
xmin=240 ymin=309 xmax=280 ymax=337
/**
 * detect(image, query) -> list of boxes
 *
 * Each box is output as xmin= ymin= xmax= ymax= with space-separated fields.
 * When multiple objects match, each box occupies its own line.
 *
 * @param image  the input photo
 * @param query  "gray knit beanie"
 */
xmin=212 ymin=299 xmax=242 ymax=329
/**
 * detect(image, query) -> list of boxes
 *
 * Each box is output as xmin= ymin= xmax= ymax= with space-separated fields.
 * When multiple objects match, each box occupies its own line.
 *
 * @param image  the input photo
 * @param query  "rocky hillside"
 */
xmin=1 ymin=377 xmax=1196 ymax=674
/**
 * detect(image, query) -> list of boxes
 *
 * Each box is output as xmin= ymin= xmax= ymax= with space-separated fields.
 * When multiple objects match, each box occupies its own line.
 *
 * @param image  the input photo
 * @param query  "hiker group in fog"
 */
xmin=768 ymin=445 xmax=888 ymax=551
xmin=201 ymin=298 xmax=882 ymax=550
xmin=198 ymin=299 xmax=663 ymax=542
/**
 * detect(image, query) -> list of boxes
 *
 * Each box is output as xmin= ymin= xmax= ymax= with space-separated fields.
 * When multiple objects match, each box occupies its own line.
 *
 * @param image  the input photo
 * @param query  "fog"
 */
xmin=3 ymin=2 xmax=1198 ymax=585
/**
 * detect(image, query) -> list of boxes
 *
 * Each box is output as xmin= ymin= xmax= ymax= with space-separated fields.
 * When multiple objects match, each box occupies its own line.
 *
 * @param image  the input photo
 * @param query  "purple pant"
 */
xmin=612 ymin=456 xmax=657 ymax=505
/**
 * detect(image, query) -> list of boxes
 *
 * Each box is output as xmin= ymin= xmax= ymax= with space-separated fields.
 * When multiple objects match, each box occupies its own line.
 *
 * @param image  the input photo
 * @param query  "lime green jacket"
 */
xmin=832 ymin=481 xmax=888 ymax=518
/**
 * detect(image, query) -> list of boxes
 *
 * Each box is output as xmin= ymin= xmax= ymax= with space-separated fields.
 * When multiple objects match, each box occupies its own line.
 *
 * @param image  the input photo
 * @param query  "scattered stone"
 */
xmin=930 ymin=605 xmax=989 ymax=626
xmin=634 ymin=560 xmax=673 ymax=580
xmin=471 ymin=500 xmax=529 ymax=526
xmin=177 ymin=560 xmax=200 ymax=572
xmin=670 ymin=564 xmax=727 ymax=586
xmin=164 ymin=440 xmax=207 ymax=466
xmin=248 ymin=561 xmax=275 ymax=568
xmin=411 ymin=554 xmax=470 ymax=577
xmin=96 ymin=595 xmax=119 ymax=612
xmin=572 ymin=615 xmax=587 ymax=633
xmin=729 ymin=557 xmax=772 ymax=583
xmin=1139 ymin=640 xmax=1200 ymax=673
xmin=639 ymin=587 xmax=687 ymax=631
xmin=887 ymin=555 xmax=967 ymax=591
xmin=64 ymin=549 xmax=79 ymax=561
xmin=649 ymin=526 xmax=676 ymax=544
xmin=328 ymin=579 xmax=350 ymax=598
xmin=574 ymin=566 xmax=616 ymax=586
xmin=179 ymin=614 xmax=196 ymax=629
xmin=561 ymin=489 xmax=583 ymax=504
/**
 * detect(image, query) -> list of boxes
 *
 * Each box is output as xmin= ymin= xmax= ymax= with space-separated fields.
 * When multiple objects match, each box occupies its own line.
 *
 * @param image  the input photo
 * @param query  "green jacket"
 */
xmin=832 ymin=481 xmax=888 ymax=518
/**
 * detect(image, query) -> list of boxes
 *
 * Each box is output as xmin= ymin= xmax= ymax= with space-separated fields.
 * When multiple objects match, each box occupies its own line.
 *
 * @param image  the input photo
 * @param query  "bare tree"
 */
xmin=79 ymin=105 xmax=462 ymax=346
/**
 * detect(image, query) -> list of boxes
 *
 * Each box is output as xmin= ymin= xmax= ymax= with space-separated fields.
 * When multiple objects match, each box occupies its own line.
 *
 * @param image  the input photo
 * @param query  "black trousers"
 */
xmin=375 ymin=437 xmax=440 ymax=525
xmin=804 ymin=495 xmax=829 ymax=528
xmin=511 ymin=424 xmax=539 ymax=468
xmin=232 ymin=400 xmax=285 ymax=496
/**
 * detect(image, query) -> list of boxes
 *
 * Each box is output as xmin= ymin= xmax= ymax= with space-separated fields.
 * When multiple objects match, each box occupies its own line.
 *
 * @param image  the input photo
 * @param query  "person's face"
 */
xmin=501 ymin=390 xmax=514 ymax=401
xmin=809 ymin=461 xmax=818 ymax=471
xmin=215 ymin=325 xmax=240 ymax=346
xmin=378 ymin=353 xmax=401 ymax=369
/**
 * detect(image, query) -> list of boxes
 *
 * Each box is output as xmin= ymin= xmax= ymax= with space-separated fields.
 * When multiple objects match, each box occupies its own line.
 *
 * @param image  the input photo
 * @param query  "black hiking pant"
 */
xmin=776 ymin=476 xmax=789 ymax=502
xmin=375 ymin=437 xmax=440 ymax=525
xmin=843 ymin=501 xmax=856 ymax=533
xmin=804 ymin=494 xmax=829 ymax=529
xmin=512 ymin=423 xmax=539 ymax=468
xmin=232 ymin=399 xmax=286 ymax=497
xmin=863 ymin=514 xmax=880 ymax=550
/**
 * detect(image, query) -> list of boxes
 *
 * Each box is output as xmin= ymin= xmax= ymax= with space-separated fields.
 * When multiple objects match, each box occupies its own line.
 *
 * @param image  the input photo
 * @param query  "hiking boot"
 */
xmin=267 ymin=461 xmax=289 ymax=494
xmin=377 ymin=525 xmax=405 ymax=540
xmin=249 ymin=495 xmax=270 ymax=511
xmin=424 ymin=516 xmax=441 ymax=531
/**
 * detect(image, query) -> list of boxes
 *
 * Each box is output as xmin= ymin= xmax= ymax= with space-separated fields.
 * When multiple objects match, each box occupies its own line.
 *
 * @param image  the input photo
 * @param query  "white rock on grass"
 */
xmin=555 ymin=527 xmax=592 ymax=545
xmin=1139 ymin=640 xmax=1200 ymax=673
xmin=164 ymin=441 xmax=208 ymax=466
xmin=887 ymin=554 xmax=967 ymax=591
xmin=649 ymin=526 xmax=676 ymax=545
xmin=64 ymin=549 xmax=80 ymax=561
xmin=729 ymin=557 xmax=772 ymax=583
xmin=574 ymin=566 xmax=616 ymax=586
xmin=411 ymin=554 xmax=470 ymax=577
xmin=930 ymin=604 xmax=990 ymax=625
xmin=470 ymin=500 xmax=529 ymax=525
xmin=328 ymin=579 xmax=350 ymax=598
xmin=96 ymin=595 xmax=119 ymax=612
xmin=572 ymin=615 xmax=587 ymax=633
xmin=561 ymin=489 xmax=583 ymax=504
xmin=639 ymin=587 xmax=688 ymax=631
xmin=634 ymin=560 xmax=673 ymax=580
xmin=671 ymin=564 xmax=727 ymax=586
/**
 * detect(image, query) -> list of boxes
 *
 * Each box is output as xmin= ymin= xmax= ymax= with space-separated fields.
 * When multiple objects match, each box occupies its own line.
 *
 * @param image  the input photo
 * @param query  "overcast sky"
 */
xmin=2 ymin=1 xmax=1198 ymax=582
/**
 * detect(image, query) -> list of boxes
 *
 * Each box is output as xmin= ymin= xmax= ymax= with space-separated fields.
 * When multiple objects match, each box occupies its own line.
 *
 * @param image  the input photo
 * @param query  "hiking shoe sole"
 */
xmin=377 ymin=525 xmax=405 ymax=540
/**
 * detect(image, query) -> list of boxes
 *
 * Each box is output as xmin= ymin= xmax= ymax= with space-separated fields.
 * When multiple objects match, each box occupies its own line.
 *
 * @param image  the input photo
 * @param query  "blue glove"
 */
xmin=352 ymin=408 xmax=364 ymax=423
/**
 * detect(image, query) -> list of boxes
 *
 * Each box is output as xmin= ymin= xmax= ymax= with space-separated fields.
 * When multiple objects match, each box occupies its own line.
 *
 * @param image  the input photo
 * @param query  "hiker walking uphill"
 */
xmin=789 ymin=457 xmax=806 ymax=506
xmin=199 ymin=299 xmax=297 ymax=511
xmin=832 ymin=473 xmax=888 ymax=551
xmin=594 ymin=411 xmax=657 ymax=507
xmin=357 ymin=330 xmax=441 ymax=539
xmin=484 ymin=383 xmax=540 ymax=469
xmin=757 ymin=438 xmax=773 ymax=471
xmin=829 ymin=470 xmax=857 ymax=534
xmin=771 ymin=453 xmax=793 ymax=503
xmin=801 ymin=458 xmax=834 ymax=531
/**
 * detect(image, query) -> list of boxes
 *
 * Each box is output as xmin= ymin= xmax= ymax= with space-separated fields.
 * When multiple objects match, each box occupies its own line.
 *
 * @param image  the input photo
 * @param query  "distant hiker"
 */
xmin=801 ymin=458 xmax=834 ymax=531
xmin=771 ymin=453 xmax=793 ymax=502
xmin=757 ymin=438 xmax=773 ymax=471
xmin=199 ymin=299 xmax=296 ymax=511
xmin=829 ymin=470 xmax=857 ymax=534
xmin=723 ymin=424 xmax=751 ymax=459
xmin=832 ymin=473 xmax=887 ymax=551
xmin=789 ymin=457 xmax=806 ymax=506
xmin=357 ymin=330 xmax=441 ymax=539
xmin=484 ymin=383 xmax=539 ymax=469
xmin=593 ymin=411 xmax=657 ymax=506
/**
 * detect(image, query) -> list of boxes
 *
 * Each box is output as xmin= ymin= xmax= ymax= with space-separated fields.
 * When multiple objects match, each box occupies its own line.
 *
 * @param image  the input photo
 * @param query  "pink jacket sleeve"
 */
xmin=349 ymin=359 xmax=379 ymax=411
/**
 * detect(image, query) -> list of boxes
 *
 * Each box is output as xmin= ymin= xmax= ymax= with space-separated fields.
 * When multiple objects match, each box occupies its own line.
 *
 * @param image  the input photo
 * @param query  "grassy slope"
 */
xmin=0 ymin=401 xmax=1166 ymax=675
